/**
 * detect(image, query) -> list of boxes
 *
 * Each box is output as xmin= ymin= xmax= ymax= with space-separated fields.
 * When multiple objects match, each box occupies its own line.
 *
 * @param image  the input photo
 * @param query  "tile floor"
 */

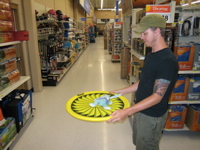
xmin=11 ymin=36 xmax=200 ymax=150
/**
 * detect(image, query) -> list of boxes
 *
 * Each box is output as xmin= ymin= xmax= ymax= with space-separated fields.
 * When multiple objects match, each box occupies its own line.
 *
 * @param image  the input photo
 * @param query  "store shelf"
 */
xmin=169 ymin=101 xmax=200 ymax=104
xmin=3 ymin=108 xmax=36 ymax=150
xmin=178 ymin=70 xmax=200 ymax=74
xmin=131 ymin=50 xmax=145 ymax=60
xmin=0 ymin=41 xmax=21 ymax=47
xmin=164 ymin=125 xmax=189 ymax=131
xmin=123 ymin=41 xmax=131 ymax=48
xmin=0 ymin=76 xmax=30 ymax=100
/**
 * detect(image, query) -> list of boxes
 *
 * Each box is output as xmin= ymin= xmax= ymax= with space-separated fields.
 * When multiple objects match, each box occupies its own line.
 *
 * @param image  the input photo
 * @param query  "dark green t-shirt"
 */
xmin=135 ymin=48 xmax=178 ymax=117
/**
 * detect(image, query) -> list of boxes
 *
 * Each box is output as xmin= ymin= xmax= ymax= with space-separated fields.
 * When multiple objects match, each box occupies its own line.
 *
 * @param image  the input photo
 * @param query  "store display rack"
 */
xmin=0 ymin=40 xmax=33 ymax=149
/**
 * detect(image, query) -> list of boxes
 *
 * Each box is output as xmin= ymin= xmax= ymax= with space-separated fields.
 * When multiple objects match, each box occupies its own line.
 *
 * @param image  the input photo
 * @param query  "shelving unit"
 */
xmin=110 ymin=22 xmax=122 ymax=62
xmin=0 ymin=39 xmax=32 ymax=149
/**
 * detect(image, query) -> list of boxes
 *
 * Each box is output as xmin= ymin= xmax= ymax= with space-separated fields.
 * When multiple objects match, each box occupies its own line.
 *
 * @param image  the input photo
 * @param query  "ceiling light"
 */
xmin=101 ymin=0 xmax=103 ymax=9
xmin=181 ymin=0 xmax=200 ymax=6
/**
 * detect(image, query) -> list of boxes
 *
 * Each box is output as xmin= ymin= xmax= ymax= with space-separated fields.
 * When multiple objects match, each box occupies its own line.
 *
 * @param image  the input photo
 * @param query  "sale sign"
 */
xmin=146 ymin=5 xmax=172 ymax=23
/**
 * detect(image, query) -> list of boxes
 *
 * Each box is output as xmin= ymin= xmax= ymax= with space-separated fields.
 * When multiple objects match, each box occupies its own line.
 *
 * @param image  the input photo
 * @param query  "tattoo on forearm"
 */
xmin=153 ymin=79 xmax=170 ymax=97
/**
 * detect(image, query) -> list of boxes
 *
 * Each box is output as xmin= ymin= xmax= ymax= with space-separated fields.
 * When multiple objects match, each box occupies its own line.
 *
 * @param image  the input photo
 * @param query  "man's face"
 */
xmin=140 ymin=28 xmax=157 ymax=47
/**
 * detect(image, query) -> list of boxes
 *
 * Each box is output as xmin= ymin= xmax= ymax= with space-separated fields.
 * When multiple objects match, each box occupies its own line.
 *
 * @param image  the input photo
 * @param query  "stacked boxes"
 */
xmin=165 ymin=105 xmax=187 ymax=129
xmin=0 ymin=45 xmax=19 ymax=91
xmin=0 ymin=0 xmax=14 ymax=43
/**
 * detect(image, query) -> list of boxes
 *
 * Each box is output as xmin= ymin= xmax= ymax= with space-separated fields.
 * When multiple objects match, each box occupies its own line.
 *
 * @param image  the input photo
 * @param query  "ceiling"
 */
xmin=89 ymin=0 xmax=120 ymax=9
xmin=88 ymin=0 xmax=200 ymax=9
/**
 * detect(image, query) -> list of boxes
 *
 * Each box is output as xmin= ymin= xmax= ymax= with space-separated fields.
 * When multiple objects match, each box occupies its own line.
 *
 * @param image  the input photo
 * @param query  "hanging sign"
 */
xmin=146 ymin=5 xmax=171 ymax=23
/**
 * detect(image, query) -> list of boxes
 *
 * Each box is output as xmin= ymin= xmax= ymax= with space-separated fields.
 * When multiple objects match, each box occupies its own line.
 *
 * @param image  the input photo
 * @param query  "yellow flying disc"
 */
xmin=66 ymin=91 xmax=130 ymax=122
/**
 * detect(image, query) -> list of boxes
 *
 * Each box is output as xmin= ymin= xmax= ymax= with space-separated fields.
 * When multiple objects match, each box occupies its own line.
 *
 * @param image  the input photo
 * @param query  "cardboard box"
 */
xmin=0 ymin=58 xmax=17 ymax=76
xmin=187 ymin=77 xmax=200 ymax=101
xmin=0 ymin=20 xmax=14 ymax=31
xmin=0 ymin=117 xmax=17 ymax=150
xmin=174 ymin=45 xmax=195 ymax=71
xmin=0 ymin=9 xmax=13 ymax=21
xmin=2 ymin=90 xmax=32 ymax=133
xmin=0 ymin=46 xmax=16 ymax=63
xmin=0 ymin=0 xmax=11 ymax=10
xmin=193 ymin=44 xmax=200 ymax=70
xmin=0 ymin=32 xmax=14 ymax=43
xmin=169 ymin=77 xmax=190 ymax=102
xmin=185 ymin=105 xmax=200 ymax=131
xmin=165 ymin=105 xmax=187 ymax=129
xmin=0 ymin=69 xmax=20 ymax=91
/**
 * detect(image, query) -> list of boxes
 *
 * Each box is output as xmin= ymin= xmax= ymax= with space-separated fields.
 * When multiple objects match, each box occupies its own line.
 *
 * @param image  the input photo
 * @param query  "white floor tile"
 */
xmin=11 ymin=36 xmax=200 ymax=150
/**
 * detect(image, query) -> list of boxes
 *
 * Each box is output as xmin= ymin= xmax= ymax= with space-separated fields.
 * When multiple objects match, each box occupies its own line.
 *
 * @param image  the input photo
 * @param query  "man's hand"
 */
xmin=106 ymin=109 xmax=129 ymax=123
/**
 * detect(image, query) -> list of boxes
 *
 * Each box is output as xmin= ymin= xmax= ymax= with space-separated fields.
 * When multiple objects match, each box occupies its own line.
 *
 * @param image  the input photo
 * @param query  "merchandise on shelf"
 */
xmin=1 ymin=89 xmax=33 ymax=133
xmin=187 ymin=77 xmax=200 ymax=101
xmin=185 ymin=104 xmax=200 ymax=131
xmin=169 ymin=76 xmax=190 ymax=102
xmin=0 ymin=117 xmax=17 ymax=150
xmin=0 ymin=45 xmax=16 ymax=63
xmin=165 ymin=105 xmax=187 ymax=129
xmin=174 ymin=45 xmax=195 ymax=71
xmin=0 ymin=58 xmax=17 ymax=76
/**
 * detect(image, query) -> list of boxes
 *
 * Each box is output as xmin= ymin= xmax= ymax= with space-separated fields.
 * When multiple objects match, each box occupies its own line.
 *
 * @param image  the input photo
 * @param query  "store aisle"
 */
xmin=12 ymin=37 xmax=200 ymax=150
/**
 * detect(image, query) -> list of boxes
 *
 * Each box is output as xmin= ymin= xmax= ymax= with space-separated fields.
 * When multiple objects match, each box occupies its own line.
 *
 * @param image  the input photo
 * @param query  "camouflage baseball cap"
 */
xmin=133 ymin=14 xmax=166 ymax=33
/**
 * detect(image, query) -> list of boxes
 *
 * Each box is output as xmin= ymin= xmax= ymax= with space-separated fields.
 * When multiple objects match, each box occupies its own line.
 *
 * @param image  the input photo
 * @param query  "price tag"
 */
xmin=161 ymin=14 xmax=171 ymax=23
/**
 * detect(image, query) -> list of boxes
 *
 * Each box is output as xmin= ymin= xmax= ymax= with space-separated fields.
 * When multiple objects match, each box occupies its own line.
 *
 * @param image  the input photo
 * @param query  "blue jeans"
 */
xmin=132 ymin=112 xmax=168 ymax=150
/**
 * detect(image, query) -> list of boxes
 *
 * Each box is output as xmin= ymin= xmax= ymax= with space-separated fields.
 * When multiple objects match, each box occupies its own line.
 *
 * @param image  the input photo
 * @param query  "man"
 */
xmin=107 ymin=14 xmax=178 ymax=150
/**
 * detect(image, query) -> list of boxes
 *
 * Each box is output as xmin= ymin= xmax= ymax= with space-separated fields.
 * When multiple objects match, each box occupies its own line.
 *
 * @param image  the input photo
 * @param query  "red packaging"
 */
xmin=13 ymin=31 xmax=29 ymax=41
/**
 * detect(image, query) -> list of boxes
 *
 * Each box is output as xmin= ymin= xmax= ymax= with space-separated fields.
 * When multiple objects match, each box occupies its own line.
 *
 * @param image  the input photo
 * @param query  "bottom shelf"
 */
xmin=164 ymin=125 xmax=190 ymax=131
xmin=3 ymin=108 xmax=35 ymax=150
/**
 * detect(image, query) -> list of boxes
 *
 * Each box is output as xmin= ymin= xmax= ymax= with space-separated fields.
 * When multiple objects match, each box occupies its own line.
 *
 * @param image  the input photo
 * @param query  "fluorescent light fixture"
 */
xmin=118 ymin=0 xmax=121 ymax=5
xmin=182 ymin=0 xmax=200 ymax=6
xmin=98 ymin=8 xmax=122 ymax=11
xmin=101 ymin=0 xmax=103 ymax=9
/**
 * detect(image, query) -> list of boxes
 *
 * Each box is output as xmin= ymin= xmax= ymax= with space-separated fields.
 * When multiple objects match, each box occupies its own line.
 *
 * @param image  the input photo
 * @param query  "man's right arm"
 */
xmin=110 ymin=81 xmax=139 ymax=95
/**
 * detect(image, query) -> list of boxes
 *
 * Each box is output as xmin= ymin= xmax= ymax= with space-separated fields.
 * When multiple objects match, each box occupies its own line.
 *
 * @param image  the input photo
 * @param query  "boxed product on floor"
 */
xmin=0 ymin=0 xmax=11 ymax=10
xmin=185 ymin=105 xmax=200 ymax=131
xmin=2 ymin=90 xmax=33 ymax=132
xmin=174 ymin=45 xmax=195 ymax=71
xmin=165 ymin=105 xmax=187 ymax=129
xmin=0 ymin=20 xmax=14 ymax=31
xmin=0 ymin=117 xmax=17 ymax=150
xmin=187 ymin=77 xmax=200 ymax=101
xmin=193 ymin=44 xmax=200 ymax=70
xmin=0 ymin=45 xmax=16 ymax=63
xmin=0 ymin=9 xmax=13 ymax=21
xmin=169 ymin=77 xmax=190 ymax=102
xmin=0 ymin=32 xmax=14 ymax=43
xmin=0 ymin=58 xmax=17 ymax=76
